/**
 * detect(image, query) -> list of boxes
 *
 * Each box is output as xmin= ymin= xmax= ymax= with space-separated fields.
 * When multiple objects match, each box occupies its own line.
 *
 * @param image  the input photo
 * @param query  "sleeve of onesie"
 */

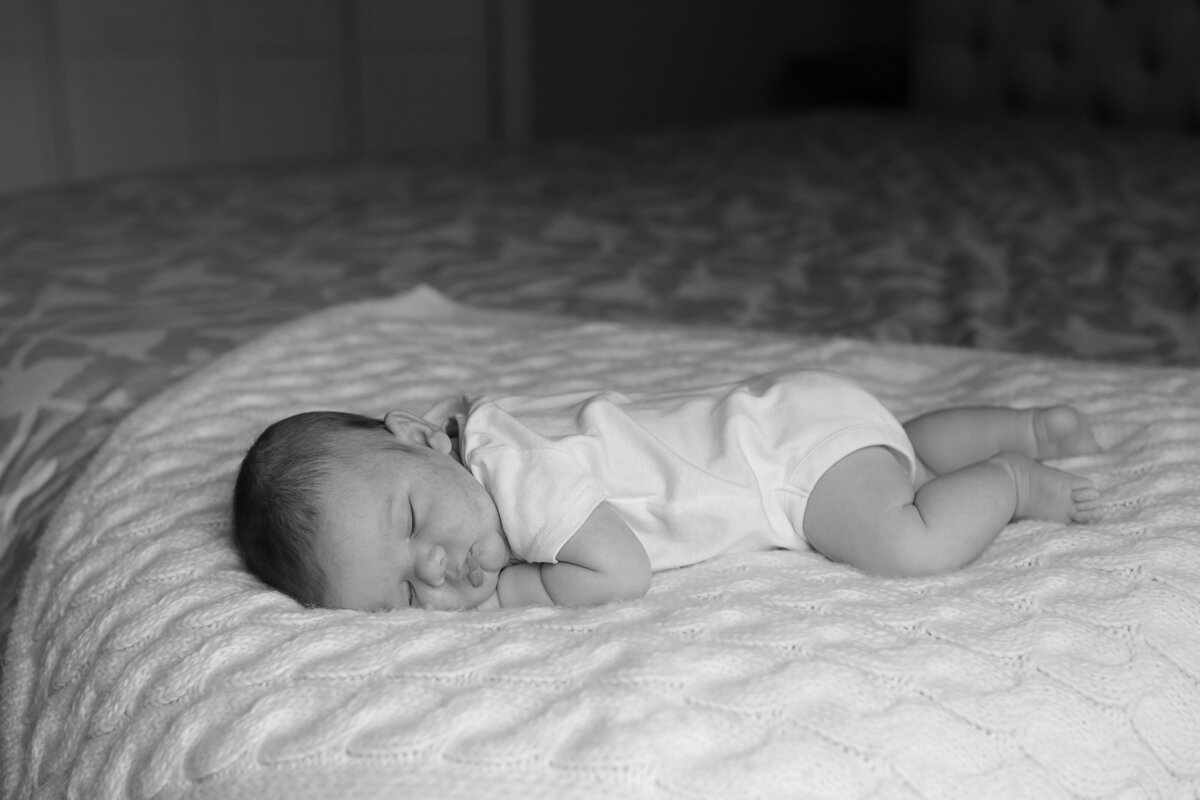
xmin=468 ymin=443 xmax=606 ymax=565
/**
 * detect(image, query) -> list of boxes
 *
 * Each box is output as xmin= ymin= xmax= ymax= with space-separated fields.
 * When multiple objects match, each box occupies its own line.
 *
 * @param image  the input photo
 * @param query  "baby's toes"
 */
xmin=1070 ymin=485 xmax=1101 ymax=523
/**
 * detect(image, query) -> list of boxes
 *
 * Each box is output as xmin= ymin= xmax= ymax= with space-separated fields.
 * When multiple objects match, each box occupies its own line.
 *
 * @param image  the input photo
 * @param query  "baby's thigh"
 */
xmin=802 ymin=446 xmax=918 ymax=572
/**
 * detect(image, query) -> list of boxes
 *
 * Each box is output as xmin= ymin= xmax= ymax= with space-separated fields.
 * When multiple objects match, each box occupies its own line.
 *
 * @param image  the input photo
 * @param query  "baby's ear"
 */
xmin=383 ymin=410 xmax=452 ymax=454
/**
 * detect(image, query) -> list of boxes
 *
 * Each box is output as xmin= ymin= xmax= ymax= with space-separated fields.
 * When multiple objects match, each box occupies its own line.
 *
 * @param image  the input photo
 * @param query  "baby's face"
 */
xmin=315 ymin=442 xmax=511 ymax=611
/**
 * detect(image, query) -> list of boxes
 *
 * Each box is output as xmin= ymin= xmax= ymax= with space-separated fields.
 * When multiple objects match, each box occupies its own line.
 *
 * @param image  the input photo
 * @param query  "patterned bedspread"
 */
xmin=6 ymin=288 xmax=1199 ymax=799
xmin=2 ymin=110 xmax=1200 ymax=675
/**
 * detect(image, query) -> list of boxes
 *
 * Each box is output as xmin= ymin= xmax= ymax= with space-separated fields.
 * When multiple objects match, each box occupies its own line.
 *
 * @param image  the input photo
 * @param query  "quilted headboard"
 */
xmin=912 ymin=0 xmax=1200 ymax=132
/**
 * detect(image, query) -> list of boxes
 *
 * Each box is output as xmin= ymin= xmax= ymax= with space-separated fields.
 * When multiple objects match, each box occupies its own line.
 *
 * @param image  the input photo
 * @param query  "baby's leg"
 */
xmin=904 ymin=405 xmax=1100 ymax=476
xmin=802 ymin=446 xmax=1100 ymax=577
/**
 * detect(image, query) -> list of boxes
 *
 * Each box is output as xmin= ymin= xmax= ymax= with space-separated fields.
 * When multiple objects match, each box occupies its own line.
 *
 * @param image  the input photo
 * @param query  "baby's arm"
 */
xmin=497 ymin=502 xmax=651 ymax=607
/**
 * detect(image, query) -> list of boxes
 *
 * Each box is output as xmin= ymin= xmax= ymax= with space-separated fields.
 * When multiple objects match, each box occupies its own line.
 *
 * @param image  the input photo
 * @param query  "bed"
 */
xmin=4 ymin=2 xmax=1200 ymax=797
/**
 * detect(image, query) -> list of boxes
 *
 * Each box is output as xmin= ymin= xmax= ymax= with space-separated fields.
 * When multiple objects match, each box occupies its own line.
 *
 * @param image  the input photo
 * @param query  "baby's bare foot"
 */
xmin=1031 ymin=406 xmax=1101 ymax=459
xmin=995 ymin=452 xmax=1101 ymax=524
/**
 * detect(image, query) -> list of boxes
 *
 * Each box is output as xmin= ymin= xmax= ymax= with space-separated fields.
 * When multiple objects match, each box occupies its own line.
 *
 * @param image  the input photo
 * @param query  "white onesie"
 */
xmin=428 ymin=370 xmax=917 ymax=571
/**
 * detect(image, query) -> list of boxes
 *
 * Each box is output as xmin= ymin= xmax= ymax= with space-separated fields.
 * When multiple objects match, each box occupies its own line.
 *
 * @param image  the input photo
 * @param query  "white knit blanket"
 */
xmin=4 ymin=287 xmax=1200 ymax=800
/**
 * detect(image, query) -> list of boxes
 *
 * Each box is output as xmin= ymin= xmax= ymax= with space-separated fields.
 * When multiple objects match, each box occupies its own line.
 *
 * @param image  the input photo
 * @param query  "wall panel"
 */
xmin=0 ymin=0 xmax=500 ymax=193
xmin=0 ymin=1 xmax=55 ymax=192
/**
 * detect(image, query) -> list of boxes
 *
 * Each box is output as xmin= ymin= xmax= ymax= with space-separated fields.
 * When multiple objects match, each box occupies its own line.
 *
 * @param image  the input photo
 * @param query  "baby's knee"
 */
xmin=871 ymin=508 xmax=970 ymax=576
xmin=846 ymin=504 xmax=964 ymax=578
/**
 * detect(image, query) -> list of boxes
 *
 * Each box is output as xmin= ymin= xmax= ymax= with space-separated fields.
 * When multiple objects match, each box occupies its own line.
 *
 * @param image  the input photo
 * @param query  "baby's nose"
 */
xmin=416 ymin=545 xmax=448 ymax=586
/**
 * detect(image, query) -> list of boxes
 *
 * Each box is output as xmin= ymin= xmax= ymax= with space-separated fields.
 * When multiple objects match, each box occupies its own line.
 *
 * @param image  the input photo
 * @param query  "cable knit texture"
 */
xmin=3 ymin=286 xmax=1199 ymax=799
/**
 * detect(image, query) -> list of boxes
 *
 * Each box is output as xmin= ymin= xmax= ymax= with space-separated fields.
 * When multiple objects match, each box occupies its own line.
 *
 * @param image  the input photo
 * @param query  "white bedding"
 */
xmin=3 ymin=286 xmax=1199 ymax=799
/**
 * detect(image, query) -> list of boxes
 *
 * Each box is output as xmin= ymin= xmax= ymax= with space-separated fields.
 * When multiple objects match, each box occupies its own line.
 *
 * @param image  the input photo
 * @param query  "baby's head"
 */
xmin=233 ymin=409 xmax=510 ymax=612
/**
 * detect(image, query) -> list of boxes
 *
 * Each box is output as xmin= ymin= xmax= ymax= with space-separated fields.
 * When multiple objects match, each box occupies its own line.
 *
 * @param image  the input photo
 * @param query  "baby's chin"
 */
xmin=474 ymin=571 xmax=502 ymax=605
xmin=439 ymin=572 xmax=500 ymax=611
xmin=470 ymin=589 xmax=502 ymax=611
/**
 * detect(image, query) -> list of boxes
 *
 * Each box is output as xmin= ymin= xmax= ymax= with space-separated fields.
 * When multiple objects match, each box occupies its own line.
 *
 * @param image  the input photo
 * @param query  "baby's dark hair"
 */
xmin=232 ymin=410 xmax=388 ymax=607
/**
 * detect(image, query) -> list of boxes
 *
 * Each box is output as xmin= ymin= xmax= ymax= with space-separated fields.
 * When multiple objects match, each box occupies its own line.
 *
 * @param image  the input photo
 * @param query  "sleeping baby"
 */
xmin=232 ymin=369 xmax=1101 ymax=611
